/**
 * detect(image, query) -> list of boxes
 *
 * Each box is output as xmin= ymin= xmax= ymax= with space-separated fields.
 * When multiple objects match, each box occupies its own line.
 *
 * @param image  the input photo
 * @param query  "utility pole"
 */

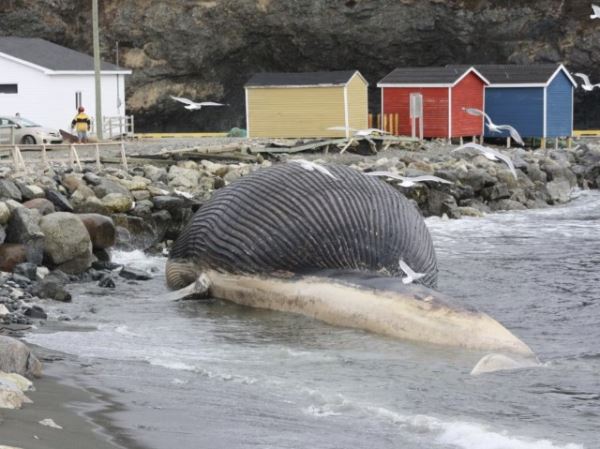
xmin=92 ymin=0 xmax=103 ymax=140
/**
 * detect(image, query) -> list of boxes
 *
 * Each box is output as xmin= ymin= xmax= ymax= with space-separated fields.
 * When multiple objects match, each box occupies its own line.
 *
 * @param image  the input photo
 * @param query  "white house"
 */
xmin=0 ymin=37 xmax=131 ymax=133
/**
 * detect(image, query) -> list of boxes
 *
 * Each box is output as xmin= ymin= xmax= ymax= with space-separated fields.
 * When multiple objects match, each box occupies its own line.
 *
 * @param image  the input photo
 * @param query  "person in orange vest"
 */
xmin=71 ymin=106 xmax=91 ymax=143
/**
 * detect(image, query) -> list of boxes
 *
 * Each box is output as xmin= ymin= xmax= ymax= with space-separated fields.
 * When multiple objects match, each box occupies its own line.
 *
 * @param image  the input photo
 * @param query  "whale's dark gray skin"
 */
xmin=167 ymin=163 xmax=438 ymax=290
xmin=166 ymin=163 xmax=534 ymax=357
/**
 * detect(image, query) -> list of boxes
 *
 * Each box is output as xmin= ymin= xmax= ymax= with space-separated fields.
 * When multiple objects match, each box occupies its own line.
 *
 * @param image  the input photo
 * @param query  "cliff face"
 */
xmin=1 ymin=0 xmax=599 ymax=131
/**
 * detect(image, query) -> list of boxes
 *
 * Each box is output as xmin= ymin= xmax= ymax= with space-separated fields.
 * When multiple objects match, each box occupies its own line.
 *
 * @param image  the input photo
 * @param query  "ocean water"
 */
xmin=26 ymin=191 xmax=600 ymax=449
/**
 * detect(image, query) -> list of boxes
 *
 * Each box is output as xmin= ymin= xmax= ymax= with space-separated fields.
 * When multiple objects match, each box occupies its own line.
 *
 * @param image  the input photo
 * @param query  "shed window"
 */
xmin=0 ymin=84 xmax=18 ymax=94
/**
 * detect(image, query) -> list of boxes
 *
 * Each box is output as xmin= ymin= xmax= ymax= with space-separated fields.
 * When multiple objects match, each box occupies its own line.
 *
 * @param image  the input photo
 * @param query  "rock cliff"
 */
xmin=1 ymin=0 xmax=599 ymax=131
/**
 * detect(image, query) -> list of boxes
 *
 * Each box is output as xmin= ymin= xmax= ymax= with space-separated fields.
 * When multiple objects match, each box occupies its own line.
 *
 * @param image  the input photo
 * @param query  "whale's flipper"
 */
xmin=165 ymin=273 xmax=211 ymax=301
xmin=471 ymin=353 xmax=541 ymax=375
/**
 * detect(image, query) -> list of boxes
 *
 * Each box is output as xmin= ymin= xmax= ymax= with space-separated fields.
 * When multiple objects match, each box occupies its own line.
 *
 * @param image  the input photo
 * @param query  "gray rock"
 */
xmin=0 ymin=179 xmax=22 ymax=201
xmin=144 ymin=165 xmax=168 ymax=183
xmin=546 ymin=179 xmax=571 ymax=204
xmin=24 ymin=305 xmax=47 ymax=319
xmin=45 ymin=189 xmax=74 ymax=212
xmin=168 ymin=166 xmax=200 ymax=189
xmin=92 ymin=178 xmax=131 ymax=198
xmin=39 ymin=212 xmax=93 ymax=272
xmin=0 ymin=225 xmax=5 ymax=245
xmin=30 ymin=279 xmax=72 ymax=302
xmin=490 ymin=199 xmax=527 ymax=211
xmin=101 ymin=193 xmax=133 ymax=213
xmin=482 ymin=183 xmax=510 ymax=201
xmin=119 ymin=267 xmax=152 ymax=281
xmin=112 ymin=214 xmax=159 ymax=249
xmin=461 ymin=168 xmax=496 ymax=193
xmin=83 ymin=172 xmax=102 ymax=186
xmin=13 ymin=263 xmax=38 ymax=281
xmin=6 ymin=207 xmax=42 ymax=244
xmin=98 ymin=274 xmax=116 ymax=288
xmin=0 ymin=336 xmax=42 ymax=378
xmin=151 ymin=195 xmax=185 ymax=212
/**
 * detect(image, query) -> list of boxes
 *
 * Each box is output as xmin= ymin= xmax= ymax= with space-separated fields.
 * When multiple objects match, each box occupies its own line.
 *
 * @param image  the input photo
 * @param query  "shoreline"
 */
xmin=0 ymin=345 xmax=147 ymax=449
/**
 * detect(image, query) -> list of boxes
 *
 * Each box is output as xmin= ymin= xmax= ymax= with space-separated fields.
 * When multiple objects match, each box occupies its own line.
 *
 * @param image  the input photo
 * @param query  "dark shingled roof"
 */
xmin=471 ymin=64 xmax=563 ymax=84
xmin=0 ymin=37 xmax=123 ymax=71
xmin=378 ymin=66 xmax=480 ymax=85
xmin=447 ymin=64 xmax=570 ymax=85
xmin=246 ymin=70 xmax=359 ymax=87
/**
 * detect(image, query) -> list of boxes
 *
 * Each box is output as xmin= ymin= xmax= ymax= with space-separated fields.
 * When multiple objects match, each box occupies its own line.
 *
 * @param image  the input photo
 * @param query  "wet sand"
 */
xmin=0 ymin=355 xmax=146 ymax=449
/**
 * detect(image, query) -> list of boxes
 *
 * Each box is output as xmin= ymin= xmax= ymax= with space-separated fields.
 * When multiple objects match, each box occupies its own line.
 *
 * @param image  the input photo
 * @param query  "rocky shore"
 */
xmin=1 ymin=137 xmax=600 ymax=415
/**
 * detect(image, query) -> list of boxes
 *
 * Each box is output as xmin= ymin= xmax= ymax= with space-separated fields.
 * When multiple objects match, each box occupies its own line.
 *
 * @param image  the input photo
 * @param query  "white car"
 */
xmin=0 ymin=116 xmax=63 ymax=145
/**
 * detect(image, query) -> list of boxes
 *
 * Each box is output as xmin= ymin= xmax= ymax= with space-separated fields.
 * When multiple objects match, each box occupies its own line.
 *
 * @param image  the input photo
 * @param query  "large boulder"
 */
xmin=78 ymin=213 xmax=116 ymax=249
xmin=0 ymin=244 xmax=27 ymax=272
xmin=0 ymin=336 xmax=42 ymax=378
xmin=39 ymin=212 xmax=93 ymax=273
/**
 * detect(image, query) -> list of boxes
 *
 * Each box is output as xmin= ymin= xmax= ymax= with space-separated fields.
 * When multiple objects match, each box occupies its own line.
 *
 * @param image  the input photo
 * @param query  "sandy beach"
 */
xmin=0 ymin=349 xmax=144 ymax=449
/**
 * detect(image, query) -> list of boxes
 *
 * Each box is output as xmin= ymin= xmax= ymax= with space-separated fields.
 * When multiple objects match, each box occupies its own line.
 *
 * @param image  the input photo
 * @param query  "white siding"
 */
xmin=0 ymin=55 xmax=127 ymax=133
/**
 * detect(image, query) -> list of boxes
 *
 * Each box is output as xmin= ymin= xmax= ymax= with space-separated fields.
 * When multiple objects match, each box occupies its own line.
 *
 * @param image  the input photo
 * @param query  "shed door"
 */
xmin=409 ymin=93 xmax=423 ymax=139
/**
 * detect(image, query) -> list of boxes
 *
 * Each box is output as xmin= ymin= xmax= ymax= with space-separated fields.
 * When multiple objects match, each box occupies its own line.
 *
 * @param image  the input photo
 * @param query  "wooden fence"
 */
xmin=368 ymin=113 xmax=402 ymax=135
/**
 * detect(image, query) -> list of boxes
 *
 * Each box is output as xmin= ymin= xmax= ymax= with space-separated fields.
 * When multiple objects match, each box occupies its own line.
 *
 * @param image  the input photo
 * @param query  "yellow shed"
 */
xmin=245 ymin=70 xmax=368 ymax=138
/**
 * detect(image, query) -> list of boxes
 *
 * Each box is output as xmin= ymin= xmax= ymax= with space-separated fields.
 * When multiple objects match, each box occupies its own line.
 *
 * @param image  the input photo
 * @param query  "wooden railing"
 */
xmin=0 ymin=142 xmax=129 ymax=172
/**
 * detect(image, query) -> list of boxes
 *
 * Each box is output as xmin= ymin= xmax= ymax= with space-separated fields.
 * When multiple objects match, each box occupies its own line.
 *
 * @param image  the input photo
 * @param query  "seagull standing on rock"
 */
xmin=591 ymin=4 xmax=600 ymax=19
xmin=464 ymin=108 xmax=525 ymax=146
xmin=452 ymin=142 xmax=518 ymax=180
xmin=170 ymin=96 xmax=228 ymax=111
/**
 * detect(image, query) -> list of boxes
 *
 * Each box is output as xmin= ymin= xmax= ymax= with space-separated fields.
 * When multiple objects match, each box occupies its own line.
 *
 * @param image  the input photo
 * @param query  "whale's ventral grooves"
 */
xmin=169 ymin=163 xmax=438 ymax=288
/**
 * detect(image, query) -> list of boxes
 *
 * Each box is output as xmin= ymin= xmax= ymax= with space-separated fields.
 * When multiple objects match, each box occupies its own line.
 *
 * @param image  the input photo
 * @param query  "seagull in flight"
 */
xmin=573 ymin=73 xmax=600 ymax=92
xmin=591 ymin=4 xmax=600 ymax=19
xmin=365 ymin=172 xmax=453 ymax=187
xmin=399 ymin=260 xmax=426 ymax=285
xmin=464 ymin=108 xmax=525 ymax=146
xmin=452 ymin=142 xmax=518 ymax=179
xmin=170 ymin=96 xmax=227 ymax=111
xmin=290 ymin=159 xmax=337 ymax=180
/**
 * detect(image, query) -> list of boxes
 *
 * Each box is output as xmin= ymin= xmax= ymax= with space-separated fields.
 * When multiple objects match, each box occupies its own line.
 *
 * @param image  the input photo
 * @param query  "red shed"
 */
xmin=377 ymin=67 xmax=489 ymax=138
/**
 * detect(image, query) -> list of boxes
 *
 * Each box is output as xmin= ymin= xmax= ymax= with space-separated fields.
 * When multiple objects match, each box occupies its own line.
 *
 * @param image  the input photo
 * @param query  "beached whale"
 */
xmin=166 ymin=163 xmax=534 ymax=357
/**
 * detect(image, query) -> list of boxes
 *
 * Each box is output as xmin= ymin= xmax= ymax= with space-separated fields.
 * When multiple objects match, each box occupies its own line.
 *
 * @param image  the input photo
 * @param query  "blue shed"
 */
xmin=474 ymin=64 xmax=576 ymax=140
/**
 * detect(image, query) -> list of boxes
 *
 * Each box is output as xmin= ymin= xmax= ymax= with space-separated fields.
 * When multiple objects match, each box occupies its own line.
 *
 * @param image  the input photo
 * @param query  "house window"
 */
xmin=0 ymin=84 xmax=18 ymax=94
xmin=75 ymin=91 xmax=82 ymax=109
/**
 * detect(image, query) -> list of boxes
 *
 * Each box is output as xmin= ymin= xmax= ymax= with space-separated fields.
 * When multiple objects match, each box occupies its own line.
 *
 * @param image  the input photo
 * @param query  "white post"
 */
xmin=120 ymin=141 xmax=128 ymax=170
xmin=507 ymin=137 xmax=511 ymax=149
xmin=95 ymin=143 xmax=102 ymax=170
xmin=41 ymin=144 xmax=49 ymax=169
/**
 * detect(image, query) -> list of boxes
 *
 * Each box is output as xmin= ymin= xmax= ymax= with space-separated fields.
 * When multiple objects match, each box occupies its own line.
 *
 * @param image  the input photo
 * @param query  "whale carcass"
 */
xmin=166 ymin=163 xmax=534 ymax=357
